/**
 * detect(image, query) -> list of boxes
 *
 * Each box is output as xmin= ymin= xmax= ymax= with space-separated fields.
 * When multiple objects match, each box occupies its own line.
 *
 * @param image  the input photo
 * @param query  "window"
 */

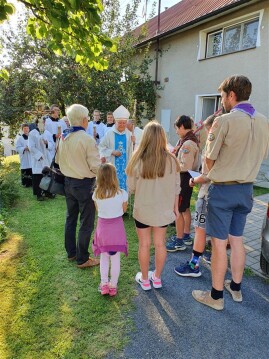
xmin=201 ymin=97 xmax=221 ymax=121
xmin=195 ymin=95 xmax=221 ymax=124
xmin=206 ymin=18 xmax=258 ymax=58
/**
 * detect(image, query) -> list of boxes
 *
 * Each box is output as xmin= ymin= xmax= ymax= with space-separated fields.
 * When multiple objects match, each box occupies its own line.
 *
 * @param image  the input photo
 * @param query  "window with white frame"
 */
xmin=206 ymin=17 xmax=259 ymax=58
xmin=195 ymin=95 xmax=221 ymax=123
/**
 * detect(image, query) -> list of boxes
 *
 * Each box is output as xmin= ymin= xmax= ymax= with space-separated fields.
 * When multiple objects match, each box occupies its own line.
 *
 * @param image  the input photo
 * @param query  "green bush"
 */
xmin=0 ymin=214 xmax=8 ymax=243
xmin=0 ymin=157 xmax=20 ymax=210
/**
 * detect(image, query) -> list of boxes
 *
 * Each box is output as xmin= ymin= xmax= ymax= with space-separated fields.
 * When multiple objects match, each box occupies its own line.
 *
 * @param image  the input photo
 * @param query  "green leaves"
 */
xmin=0 ymin=69 xmax=9 ymax=81
xmin=0 ymin=2 xmax=15 ymax=22
xmin=1 ymin=0 xmax=114 ymax=69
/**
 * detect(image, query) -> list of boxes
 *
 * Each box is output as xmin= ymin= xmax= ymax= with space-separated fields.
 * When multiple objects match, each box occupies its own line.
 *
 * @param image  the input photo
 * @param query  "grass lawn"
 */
xmin=0 ymin=167 xmax=140 ymax=358
xmin=0 ymin=156 xmax=268 ymax=358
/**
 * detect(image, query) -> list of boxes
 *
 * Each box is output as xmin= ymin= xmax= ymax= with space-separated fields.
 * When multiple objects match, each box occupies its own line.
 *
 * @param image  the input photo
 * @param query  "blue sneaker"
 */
xmin=166 ymin=238 xmax=186 ymax=252
xmin=174 ymin=261 xmax=201 ymax=277
xmin=202 ymin=251 xmax=211 ymax=264
xmin=183 ymin=234 xmax=193 ymax=246
xmin=166 ymin=234 xmax=177 ymax=244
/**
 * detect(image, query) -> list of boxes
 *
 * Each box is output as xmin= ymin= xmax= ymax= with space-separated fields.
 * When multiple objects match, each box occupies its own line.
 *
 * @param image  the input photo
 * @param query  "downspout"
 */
xmin=155 ymin=0 xmax=161 ymax=86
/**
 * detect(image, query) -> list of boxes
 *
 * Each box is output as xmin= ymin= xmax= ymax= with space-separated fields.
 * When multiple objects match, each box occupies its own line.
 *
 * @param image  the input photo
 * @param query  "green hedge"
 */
xmin=0 ymin=155 xmax=20 ymax=243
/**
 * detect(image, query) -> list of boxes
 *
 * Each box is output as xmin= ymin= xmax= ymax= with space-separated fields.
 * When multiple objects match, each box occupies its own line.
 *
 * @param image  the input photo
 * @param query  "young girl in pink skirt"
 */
xmin=92 ymin=163 xmax=128 ymax=296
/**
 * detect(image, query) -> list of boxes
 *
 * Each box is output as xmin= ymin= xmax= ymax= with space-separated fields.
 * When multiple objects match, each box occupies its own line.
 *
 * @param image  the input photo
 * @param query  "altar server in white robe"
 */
xmin=15 ymin=123 xmax=32 ymax=187
xmin=28 ymin=118 xmax=51 ymax=201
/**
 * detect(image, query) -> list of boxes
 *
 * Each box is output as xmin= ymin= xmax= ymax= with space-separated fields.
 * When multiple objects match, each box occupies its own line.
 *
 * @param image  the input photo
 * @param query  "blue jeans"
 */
xmin=64 ymin=177 xmax=96 ymax=264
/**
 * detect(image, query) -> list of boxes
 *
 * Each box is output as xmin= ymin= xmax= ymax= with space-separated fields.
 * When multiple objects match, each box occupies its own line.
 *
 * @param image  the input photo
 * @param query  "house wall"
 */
xmin=140 ymin=0 xmax=269 ymax=145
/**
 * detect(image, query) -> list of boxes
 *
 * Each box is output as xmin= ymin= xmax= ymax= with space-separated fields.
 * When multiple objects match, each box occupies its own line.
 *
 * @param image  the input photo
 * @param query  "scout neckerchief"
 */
xmin=62 ymin=126 xmax=85 ymax=140
xmin=175 ymin=130 xmax=199 ymax=157
xmin=231 ymin=102 xmax=256 ymax=118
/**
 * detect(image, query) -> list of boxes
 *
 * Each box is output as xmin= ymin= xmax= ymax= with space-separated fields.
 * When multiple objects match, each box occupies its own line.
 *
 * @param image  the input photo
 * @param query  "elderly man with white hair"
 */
xmin=56 ymin=104 xmax=101 ymax=268
xmin=99 ymin=105 xmax=135 ymax=191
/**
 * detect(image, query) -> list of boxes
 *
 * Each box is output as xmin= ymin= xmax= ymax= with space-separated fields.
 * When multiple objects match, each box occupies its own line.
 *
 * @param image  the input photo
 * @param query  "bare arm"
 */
xmin=205 ymin=157 xmax=215 ymax=171
xmin=122 ymin=201 xmax=128 ymax=213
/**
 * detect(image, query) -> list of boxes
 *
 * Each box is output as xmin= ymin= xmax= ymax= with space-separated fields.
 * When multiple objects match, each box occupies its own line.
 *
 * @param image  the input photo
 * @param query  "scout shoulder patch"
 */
xmin=208 ymin=132 xmax=215 ymax=141
xmin=181 ymin=146 xmax=190 ymax=154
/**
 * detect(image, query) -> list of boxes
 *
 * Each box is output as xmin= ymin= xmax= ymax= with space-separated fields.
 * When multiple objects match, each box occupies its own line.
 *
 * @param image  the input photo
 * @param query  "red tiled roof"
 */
xmin=134 ymin=0 xmax=255 ymax=45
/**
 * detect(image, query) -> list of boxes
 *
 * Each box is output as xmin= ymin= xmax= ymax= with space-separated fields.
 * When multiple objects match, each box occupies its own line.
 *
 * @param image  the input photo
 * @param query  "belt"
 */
xmin=212 ymin=181 xmax=253 ymax=185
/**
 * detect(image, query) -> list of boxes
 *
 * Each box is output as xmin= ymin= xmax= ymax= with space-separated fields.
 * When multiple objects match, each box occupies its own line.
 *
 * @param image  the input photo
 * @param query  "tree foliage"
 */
xmin=0 ymin=0 xmax=115 ymax=71
xmin=0 ymin=0 xmax=157 ymax=135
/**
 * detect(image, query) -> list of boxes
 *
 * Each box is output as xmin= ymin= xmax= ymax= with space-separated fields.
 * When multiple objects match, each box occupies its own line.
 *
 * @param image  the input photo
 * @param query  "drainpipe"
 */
xmin=155 ymin=0 xmax=161 ymax=86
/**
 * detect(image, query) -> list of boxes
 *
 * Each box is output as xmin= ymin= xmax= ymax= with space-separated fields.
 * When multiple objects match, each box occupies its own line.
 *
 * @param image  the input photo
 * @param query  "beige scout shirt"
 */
xmin=56 ymin=130 xmax=100 ymax=179
xmin=206 ymin=109 xmax=269 ymax=183
xmin=127 ymin=156 xmax=181 ymax=227
xmin=177 ymin=140 xmax=199 ymax=172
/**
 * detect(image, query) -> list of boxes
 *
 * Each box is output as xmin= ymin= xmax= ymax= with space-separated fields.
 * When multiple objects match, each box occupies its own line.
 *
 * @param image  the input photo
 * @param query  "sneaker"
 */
xmin=135 ymin=272 xmax=151 ymax=291
xmin=99 ymin=283 xmax=109 ymax=295
xmin=202 ymin=251 xmax=211 ymax=264
xmin=183 ymin=234 xmax=193 ymax=246
xmin=192 ymin=290 xmax=224 ymax=311
xmin=166 ymin=238 xmax=186 ymax=252
xmin=109 ymin=286 xmax=117 ymax=297
xmin=166 ymin=234 xmax=177 ymax=243
xmin=174 ymin=261 xmax=201 ymax=277
xmin=149 ymin=271 xmax=162 ymax=289
xmin=224 ymin=280 xmax=242 ymax=302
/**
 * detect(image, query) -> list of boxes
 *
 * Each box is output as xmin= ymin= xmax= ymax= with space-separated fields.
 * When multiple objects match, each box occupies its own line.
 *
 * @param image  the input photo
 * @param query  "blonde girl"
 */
xmin=92 ymin=163 xmax=128 ymax=297
xmin=126 ymin=121 xmax=181 ymax=290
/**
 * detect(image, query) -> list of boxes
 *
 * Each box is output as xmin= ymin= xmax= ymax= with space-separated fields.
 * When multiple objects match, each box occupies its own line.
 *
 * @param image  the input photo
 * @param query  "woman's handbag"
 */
xmin=40 ymin=165 xmax=65 ymax=196
xmin=39 ymin=141 xmax=65 ymax=196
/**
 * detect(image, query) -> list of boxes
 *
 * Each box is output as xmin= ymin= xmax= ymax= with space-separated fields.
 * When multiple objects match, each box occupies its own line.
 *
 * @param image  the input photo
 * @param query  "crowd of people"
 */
xmin=16 ymin=75 xmax=269 ymax=309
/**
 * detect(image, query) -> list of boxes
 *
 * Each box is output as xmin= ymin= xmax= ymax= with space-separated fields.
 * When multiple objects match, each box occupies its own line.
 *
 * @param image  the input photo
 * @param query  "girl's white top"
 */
xmin=93 ymin=189 xmax=128 ymax=218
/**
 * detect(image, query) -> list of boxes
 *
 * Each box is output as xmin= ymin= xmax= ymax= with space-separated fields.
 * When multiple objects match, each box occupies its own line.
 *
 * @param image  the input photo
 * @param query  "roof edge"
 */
xmin=135 ymin=0 xmax=259 ymax=48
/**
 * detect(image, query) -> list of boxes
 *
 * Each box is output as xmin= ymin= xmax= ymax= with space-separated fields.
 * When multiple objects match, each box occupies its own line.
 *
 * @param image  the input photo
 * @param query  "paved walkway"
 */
xmin=242 ymin=193 xmax=269 ymax=277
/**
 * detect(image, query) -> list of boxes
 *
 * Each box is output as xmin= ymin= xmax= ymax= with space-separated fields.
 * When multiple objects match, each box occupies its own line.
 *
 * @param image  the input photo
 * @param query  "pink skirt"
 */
xmin=92 ymin=216 xmax=128 ymax=256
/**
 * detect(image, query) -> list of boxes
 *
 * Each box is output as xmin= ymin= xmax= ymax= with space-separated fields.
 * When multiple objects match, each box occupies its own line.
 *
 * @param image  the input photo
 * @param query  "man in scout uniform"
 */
xmin=99 ymin=105 xmax=135 ymax=191
xmin=166 ymin=115 xmax=199 ymax=252
xmin=192 ymin=75 xmax=269 ymax=310
xmin=56 ymin=104 xmax=101 ymax=268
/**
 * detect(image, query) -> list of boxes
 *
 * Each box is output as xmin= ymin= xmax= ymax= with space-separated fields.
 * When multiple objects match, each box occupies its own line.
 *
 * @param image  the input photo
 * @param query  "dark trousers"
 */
xmin=64 ymin=177 xmax=96 ymax=265
xmin=21 ymin=168 xmax=32 ymax=187
xmin=32 ymin=174 xmax=43 ymax=197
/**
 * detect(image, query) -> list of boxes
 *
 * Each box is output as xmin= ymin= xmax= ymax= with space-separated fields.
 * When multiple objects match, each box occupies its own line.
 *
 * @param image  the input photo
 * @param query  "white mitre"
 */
xmin=113 ymin=105 xmax=130 ymax=120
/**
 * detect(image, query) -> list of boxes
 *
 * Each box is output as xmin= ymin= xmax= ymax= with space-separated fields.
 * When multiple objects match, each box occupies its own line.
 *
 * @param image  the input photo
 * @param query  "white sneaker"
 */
xmin=135 ymin=272 xmax=151 ymax=291
xmin=149 ymin=271 xmax=162 ymax=289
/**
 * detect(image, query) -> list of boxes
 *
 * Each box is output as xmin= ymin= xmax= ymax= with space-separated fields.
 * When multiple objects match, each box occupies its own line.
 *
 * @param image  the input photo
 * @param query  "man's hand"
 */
xmin=112 ymin=150 xmax=122 ymax=157
xmin=101 ymin=157 xmax=106 ymax=163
